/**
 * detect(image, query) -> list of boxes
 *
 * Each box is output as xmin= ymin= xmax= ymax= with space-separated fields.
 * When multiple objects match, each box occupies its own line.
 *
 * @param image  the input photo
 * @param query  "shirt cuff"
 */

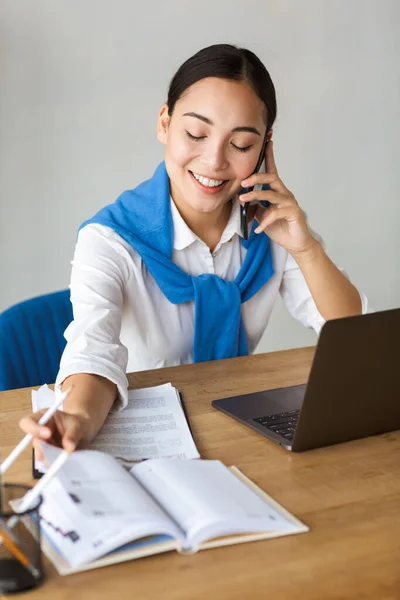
xmin=311 ymin=289 xmax=371 ymax=335
xmin=55 ymin=361 xmax=129 ymax=410
xmin=359 ymin=290 xmax=370 ymax=315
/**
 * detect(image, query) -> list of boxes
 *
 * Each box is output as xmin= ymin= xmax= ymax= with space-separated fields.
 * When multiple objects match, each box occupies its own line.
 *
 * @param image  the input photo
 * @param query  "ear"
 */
xmin=157 ymin=104 xmax=170 ymax=145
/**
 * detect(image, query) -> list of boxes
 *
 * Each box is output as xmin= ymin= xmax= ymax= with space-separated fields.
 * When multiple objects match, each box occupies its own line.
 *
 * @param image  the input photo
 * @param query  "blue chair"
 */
xmin=0 ymin=290 xmax=73 ymax=391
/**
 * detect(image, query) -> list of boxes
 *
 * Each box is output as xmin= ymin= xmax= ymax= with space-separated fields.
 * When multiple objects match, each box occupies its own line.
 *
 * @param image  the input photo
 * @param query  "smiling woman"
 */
xmin=159 ymin=78 xmax=267 ymax=233
xmin=19 ymin=43 xmax=369 ymax=455
xmin=157 ymin=48 xmax=275 ymax=246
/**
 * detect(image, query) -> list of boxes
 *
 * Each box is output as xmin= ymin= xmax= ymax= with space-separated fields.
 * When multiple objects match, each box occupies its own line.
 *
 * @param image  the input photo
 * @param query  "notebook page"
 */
xmin=40 ymin=442 xmax=179 ymax=520
xmin=131 ymin=459 xmax=297 ymax=548
xmin=38 ymin=443 xmax=183 ymax=566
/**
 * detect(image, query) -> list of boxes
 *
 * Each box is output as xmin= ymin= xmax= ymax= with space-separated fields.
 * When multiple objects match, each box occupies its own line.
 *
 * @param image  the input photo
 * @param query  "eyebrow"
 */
xmin=183 ymin=112 xmax=261 ymax=136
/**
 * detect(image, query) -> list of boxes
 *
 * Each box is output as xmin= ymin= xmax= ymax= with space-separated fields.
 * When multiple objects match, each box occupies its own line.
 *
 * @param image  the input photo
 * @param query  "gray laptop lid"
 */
xmin=212 ymin=308 xmax=400 ymax=452
xmin=291 ymin=308 xmax=400 ymax=450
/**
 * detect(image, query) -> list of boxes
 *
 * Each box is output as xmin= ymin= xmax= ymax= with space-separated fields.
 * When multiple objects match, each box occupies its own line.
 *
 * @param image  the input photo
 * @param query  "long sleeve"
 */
xmin=56 ymin=225 xmax=130 ymax=408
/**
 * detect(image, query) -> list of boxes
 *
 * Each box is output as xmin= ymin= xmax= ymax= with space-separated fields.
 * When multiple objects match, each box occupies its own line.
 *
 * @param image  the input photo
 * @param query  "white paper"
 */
xmin=32 ymin=383 xmax=199 ymax=472
xmin=88 ymin=384 xmax=200 ymax=465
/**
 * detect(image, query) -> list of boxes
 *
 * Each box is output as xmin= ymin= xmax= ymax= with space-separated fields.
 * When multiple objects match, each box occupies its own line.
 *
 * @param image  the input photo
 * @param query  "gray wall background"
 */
xmin=1 ymin=0 xmax=399 ymax=354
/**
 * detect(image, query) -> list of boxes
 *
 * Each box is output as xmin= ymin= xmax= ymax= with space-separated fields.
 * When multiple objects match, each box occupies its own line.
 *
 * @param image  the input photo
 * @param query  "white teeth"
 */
xmin=191 ymin=172 xmax=225 ymax=187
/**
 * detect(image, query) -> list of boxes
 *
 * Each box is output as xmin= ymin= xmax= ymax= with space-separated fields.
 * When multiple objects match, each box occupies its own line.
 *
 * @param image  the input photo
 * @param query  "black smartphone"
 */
xmin=240 ymin=135 xmax=269 ymax=240
xmin=32 ymin=448 xmax=43 ymax=479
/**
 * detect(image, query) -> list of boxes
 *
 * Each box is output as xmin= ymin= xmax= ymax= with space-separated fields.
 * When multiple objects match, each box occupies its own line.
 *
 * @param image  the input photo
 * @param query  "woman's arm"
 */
xmin=240 ymin=138 xmax=364 ymax=322
xmin=20 ymin=224 xmax=131 ymax=453
xmin=290 ymin=240 xmax=361 ymax=321
xmin=56 ymin=224 xmax=130 ymax=406
xmin=61 ymin=373 xmax=117 ymax=442
xmin=19 ymin=373 xmax=117 ymax=456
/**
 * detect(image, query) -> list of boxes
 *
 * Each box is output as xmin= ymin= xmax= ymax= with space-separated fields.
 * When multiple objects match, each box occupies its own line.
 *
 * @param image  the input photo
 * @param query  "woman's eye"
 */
xmin=231 ymin=143 xmax=252 ymax=153
xmin=186 ymin=131 xmax=205 ymax=141
xmin=185 ymin=131 xmax=252 ymax=151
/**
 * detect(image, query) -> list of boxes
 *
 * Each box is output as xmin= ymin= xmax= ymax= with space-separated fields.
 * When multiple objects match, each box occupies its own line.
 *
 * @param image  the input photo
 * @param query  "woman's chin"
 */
xmin=189 ymin=199 xmax=229 ymax=214
xmin=188 ymin=188 xmax=234 ymax=213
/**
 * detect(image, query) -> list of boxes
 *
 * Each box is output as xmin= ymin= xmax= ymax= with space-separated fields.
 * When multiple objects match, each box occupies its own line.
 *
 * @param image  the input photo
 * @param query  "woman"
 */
xmin=20 ymin=43 xmax=368 ymax=454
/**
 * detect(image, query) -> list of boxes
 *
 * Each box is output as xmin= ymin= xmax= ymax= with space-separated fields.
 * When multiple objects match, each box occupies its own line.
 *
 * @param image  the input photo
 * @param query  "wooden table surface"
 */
xmin=1 ymin=347 xmax=399 ymax=600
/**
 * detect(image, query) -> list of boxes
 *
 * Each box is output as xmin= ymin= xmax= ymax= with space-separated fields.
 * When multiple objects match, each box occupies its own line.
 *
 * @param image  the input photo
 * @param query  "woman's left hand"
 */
xmin=239 ymin=139 xmax=317 ymax=256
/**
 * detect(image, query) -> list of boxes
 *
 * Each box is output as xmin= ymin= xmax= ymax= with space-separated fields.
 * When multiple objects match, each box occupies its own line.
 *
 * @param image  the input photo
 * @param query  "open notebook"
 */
xmin=33 ymin=443 xmax=308 ymax=575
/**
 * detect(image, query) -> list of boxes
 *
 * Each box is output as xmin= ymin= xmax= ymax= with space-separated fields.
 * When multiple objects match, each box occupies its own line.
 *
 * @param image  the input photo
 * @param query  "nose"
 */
xmin=200 ymin=140 xmax=229 ymax=173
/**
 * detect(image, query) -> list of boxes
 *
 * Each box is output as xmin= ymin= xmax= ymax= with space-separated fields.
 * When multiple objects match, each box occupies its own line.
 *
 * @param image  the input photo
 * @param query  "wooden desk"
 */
xmin=1 ymin=348 xmax=399 ymax=600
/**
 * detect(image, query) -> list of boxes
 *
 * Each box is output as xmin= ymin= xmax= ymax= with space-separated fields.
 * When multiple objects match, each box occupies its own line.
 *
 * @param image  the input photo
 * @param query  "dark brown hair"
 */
xmin=167 ymin=43 xmax=277 ymax=132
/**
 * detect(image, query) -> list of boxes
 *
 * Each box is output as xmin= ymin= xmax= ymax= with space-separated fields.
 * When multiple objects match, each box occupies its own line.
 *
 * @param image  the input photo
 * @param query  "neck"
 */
xmin=171 ymin=191 xmax=232 ymax=253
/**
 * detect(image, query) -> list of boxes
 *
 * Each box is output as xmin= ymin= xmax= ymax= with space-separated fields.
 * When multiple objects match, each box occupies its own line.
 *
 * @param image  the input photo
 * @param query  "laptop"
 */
xmin=212 ymin=308 xmax=400 ymax=452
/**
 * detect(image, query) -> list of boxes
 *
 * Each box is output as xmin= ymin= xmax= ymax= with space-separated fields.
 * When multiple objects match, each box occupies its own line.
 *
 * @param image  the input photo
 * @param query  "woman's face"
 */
xmin=157 ymin=77 xmax=267 ymax=214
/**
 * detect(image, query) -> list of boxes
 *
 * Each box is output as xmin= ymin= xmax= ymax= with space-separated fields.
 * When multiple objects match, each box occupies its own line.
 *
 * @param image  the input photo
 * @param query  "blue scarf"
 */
xmin=81 ymin=162 xmax=274 ymax=362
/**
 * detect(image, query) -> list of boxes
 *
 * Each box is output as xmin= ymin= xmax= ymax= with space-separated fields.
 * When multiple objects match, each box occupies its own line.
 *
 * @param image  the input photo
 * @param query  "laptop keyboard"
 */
xmin=253 ymin=410 xmax=300 ymax=441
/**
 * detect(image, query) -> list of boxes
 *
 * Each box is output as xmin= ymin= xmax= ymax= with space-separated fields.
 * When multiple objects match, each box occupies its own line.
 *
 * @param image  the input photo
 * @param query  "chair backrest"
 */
xmin=0 ymin=290 xmax=73 ymax=391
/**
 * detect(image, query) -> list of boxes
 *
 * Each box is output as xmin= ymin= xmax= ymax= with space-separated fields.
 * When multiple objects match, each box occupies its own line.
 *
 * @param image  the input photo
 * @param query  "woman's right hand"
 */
xmin=19 ymin=410 xmax=91 ymax=461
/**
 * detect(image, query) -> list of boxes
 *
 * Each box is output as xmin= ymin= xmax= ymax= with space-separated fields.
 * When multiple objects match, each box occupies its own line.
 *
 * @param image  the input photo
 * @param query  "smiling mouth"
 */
xmin=189 ymin=170 xmax=228 ymax=192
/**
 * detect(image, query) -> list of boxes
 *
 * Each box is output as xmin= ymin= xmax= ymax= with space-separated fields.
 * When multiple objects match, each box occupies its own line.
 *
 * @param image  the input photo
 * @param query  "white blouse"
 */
xmin=56 ymin=199 xmax=369 ymax=408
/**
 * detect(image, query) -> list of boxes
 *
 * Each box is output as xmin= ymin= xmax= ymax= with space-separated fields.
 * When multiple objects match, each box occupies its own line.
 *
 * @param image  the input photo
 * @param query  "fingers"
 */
xmin=254 ymin=205 xmax=302 ymax=234
xmin=61 ymin=420 xmax=82 ymax=452
xmin=19 ymin=410 xmax=77 ymax=450
xmin=240 ymin=172 xmax=288 ymax=194
xmin=19 ymin=409 xmax=85 ymax=467
xmin=53 ymin=410 xmax=86 ymax=451
xmin=239 ymin=188 xmax=279 ymax=205
xmin=239 ymin=189 xmax=296 ymax=214
xmin=32 ymin=438 xmax=45 ymax=463
xmin=19 ymin=401 xmax=89 ymax=460
xmin=19 ymin=410 xmax=52 ymax=440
